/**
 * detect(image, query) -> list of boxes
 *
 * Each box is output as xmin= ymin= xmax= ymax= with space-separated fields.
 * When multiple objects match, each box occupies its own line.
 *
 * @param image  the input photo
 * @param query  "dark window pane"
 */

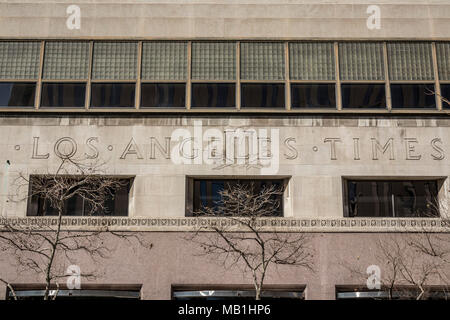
xmin=346 ymin=180 xmax=439 ymax=218
xmin=141 ymin=83 xmax=185 ymax=108
xmin=192 ymin=179 xmax=284 ymax=216
xmin=441 ymin=84 xmax=450 ymax=109
xmin=41 ymin=83 xmax=86 ymax=107
xmin=173 ymin=289 xmax=304 ymax=300
xmin=347 ymin=181 xmax=391 ymax=217
xmin=391 ymin=84 xmax=436 ymax=108
xmin=291 ymin=84 xmax=335 ymax=108
xmin=241 ymin=83 xmax=285 ymax=108
xmin=391 ymin=181 xmax=439 ymax=217
xmin=191 ymin=83 xmax=235 ymax=108
xmin=0 ymin=82 xmax=35 ymax=107
xmin=90 ymin=83 xmax=135 ymax=108
xmin=27 ymin=177 xmax=131 ymax=217
xmin=342 ymin=84 xmax=386 ymax=108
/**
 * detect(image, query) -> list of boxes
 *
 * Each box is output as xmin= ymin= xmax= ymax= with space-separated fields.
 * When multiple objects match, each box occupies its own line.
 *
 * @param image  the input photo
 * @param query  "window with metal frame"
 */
xmin=344 ymin=179 xmax=441 ymax=218
xmin=90 ymin=42 xmax=137 ymax=108
xmin=191 ymin=42 xmax=236 ymax=108
xmin=240 ymin=42 xmax=285 ymax=108
xmin=141 ymin=41 xmax=187 ymax=108
xmin=188 ymin=178 xmax=286 ymax=217
xmin=172 ymin=289 xmax=304 ymax=300
xmin=26 ymin=176 xmax=133 ymax=217
xmin=336 ymin=287 xmax=450 ymax=300
xmin=7 ymin=288 xmax=140 ymax=300
xmin=0 ymin=41 xmax=40 ymax=107
xmin=0 ymin=40 xmax=447 ymax=111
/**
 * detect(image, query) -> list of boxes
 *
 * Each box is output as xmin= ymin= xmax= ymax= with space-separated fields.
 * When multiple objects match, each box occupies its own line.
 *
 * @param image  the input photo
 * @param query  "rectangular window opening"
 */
xmin=0 ymin=82 xmax=36 ymax=107
xmin=341 ymin=84 xmax=386 ymax=109
xmin=391 ymin=84 xmax=436 ymax=109
xmin=141 ymin=83 xmax=185 ymax=108
xmin=440 ymin=84 xmax=450 ymax=109
xmin=241 ymin=83 xmax=285 ymax=108
xmin=344 ymin=179 xmax=441 ymax=218
xmin=191 ymin=83 xmax=235 ymax=108
xmin=40 ymin=83 xmax=86 ymax=108
xmin=90 ymin=83 xmax=135 ymax=108
xmin=172 ymin=289 xmax=304 ymax=300
xmin=26 ymin=176 xmax=133 ymax=217
xmin=187 ymin=178 xmax=287 ymax=217
xmin=291 ymin=83 xmax=336 ymax=108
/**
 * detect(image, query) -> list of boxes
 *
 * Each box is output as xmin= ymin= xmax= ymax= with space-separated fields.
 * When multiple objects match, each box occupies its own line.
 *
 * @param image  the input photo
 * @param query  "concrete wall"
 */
xmin=0 ymin=232 xmax=448 ymax=300
xmin=1 ymin=0 xmax=450 ymax=300
xmin=0 ymin=0 xmax=449 ymax=40
xmin=0 ymin=115 xmax=449 ymax=220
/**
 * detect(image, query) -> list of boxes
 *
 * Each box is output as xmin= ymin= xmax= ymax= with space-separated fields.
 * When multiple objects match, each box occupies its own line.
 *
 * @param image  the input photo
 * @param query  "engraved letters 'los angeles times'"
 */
xmin=30 ymin=132 xmax=446 ymax=163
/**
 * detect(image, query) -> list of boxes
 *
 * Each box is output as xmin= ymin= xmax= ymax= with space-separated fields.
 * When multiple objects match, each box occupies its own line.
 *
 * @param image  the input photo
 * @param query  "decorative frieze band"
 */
xmin=1 ymin=217 xmax=449 ymax=233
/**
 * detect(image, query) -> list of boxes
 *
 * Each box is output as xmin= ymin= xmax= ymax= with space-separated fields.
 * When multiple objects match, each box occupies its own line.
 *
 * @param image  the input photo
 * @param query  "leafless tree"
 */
xmin=0 ymin=155 xmax=152 ymax=300
xmin=344 ymin=199 xmax=450 ymax=300
xmin=186 ymin=183 xmax=315 ymax=300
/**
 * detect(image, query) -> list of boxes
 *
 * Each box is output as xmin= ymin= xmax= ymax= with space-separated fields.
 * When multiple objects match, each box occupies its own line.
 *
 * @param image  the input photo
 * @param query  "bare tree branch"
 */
xmin=185 ymin=183 xmax=315 ymax=300
xmin=0 ymin=155 xmax=152 ymax=300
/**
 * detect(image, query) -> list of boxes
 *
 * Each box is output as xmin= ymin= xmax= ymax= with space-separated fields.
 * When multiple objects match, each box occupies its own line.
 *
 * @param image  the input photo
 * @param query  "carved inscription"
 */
xmin=30 ymin=135 xmax=447 ymax=163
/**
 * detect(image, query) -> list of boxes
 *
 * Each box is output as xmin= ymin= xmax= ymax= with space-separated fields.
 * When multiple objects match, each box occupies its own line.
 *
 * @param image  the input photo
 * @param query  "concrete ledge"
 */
xmin=1 ymin=217 xmax=449 ymax=232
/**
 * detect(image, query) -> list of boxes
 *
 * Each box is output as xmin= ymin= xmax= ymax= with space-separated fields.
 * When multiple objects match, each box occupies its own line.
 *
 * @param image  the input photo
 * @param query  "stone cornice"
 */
xmin=1 ymin=217 xmax=449 ymax=233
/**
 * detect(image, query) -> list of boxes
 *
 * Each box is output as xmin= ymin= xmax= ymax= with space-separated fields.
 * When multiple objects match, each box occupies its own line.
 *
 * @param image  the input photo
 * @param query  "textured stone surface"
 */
xmin=0 ymin=1 xmax=449 ymax=39
xmin=0 ymin=115 xmax=449 ymax=222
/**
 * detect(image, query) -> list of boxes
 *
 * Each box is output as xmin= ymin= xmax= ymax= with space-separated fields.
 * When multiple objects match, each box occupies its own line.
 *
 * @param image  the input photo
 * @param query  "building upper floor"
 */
xmin=0 ymin=114 xmax=449 ymax=232
xmin=0 ymin=0 xmax=449 ymax=40
xmin=0 ymin=39 xmax=449 ymax=113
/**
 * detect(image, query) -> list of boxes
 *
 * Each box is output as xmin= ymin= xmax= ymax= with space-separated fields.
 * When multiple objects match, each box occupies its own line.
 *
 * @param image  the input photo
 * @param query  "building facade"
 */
xmin=0 ymin=0 xmax=449 ymax=300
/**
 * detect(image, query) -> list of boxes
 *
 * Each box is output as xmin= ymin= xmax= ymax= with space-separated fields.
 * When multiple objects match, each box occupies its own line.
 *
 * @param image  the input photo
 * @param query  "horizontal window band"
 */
xmin=0 ymin=108 xmax=448 ymax=113
xmin=0 ymin=80 xmax=37 ymax=83
xmin=9 ymin=290 xmax=140 ymax=299
xmin=190 ymin=80 xmax=237 ymax=83
xmin=141 ymin=80 xmax=187 ymax=83
xmin=41 ymin=80 xmax=88 ymax=83
xmin=172 ymin=290 xmax=303 ymax=299
xmin=339 ymin=81 xmax=387 ymax=84
xmin=390 ymin=80 xmax=436 ymax=84
xmin=90 ymin=80 xmax=137 ymax=83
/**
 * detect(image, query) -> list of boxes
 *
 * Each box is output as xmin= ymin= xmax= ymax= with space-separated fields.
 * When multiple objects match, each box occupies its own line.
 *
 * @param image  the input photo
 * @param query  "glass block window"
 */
xmin=0 ymin=42 xmax=40 ymax=79
xmin=192 ymin=42 xmax=235 ymax=80
xmin=339 ymin=42 xmax=384 ymax=81
xmin=240 ymin=42 xmax=285 ymax=80
xmin=142 ymin=42 xmax=187 ymax=80
xmin=436 ymin=42 xmax=450 ymax=81
xmin=289 ymin=42 xmax=335 ymax=80
xmin=43 ymin=42 xmax=90 ymax=80
xmin=387 ymin=42 xmax=434 ymax=81
xmin=92 ymin=42 xmax=137 ymax=80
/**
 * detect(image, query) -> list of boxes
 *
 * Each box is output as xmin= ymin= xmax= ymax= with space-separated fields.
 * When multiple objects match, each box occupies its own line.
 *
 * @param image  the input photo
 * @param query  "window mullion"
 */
xmin=85 ymin=41 xmax=94 ymax=110
xmin=285 ymin=42 xmax=291 ymax=110
xmin=432 ymin=42 xmax=442 ymax=110
xmin=35 ymin=40 xmax=45 ymax=110
xmin=186 ymin=41 xmax=192 ymax=110
xmin=383 ymin=42 xmax=392 ymax=111
xmin=334 ymin=42 xmax=342 ymax=110
xmin=136 ymin=41 xmax=142 ymax=109
xmin=236 ymin=41 xmax=241 ymax=110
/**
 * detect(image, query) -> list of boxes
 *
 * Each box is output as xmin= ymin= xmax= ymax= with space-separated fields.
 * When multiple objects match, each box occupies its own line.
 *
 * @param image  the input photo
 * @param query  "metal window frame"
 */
xmin=342 ymin=177 xmax=443 ymax=218
xmin=9 ymin=289 xmax=140 ymax=299
xmin=336 ymin=289 xmax=450 ymax=300
xmin=172 ymin=290 xmax=304 ymax=300
xmin=0 ymin=40 xmax=448 ymax=113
